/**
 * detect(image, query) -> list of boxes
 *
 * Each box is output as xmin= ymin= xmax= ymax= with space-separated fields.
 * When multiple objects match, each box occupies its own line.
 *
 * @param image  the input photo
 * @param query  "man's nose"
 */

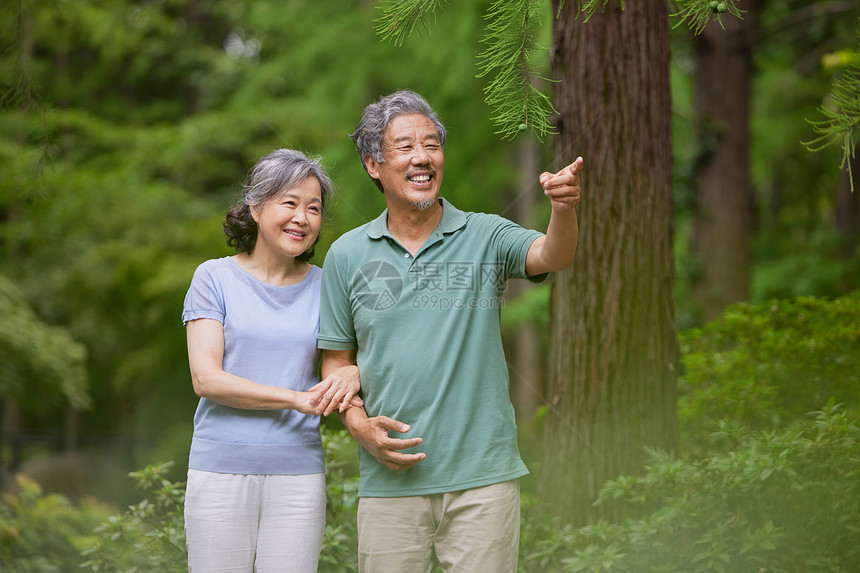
xmin=411 ymin=144 xmax=431 ymax=163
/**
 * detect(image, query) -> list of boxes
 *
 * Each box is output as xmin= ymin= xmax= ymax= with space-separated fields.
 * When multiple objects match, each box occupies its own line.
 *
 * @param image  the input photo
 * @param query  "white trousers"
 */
xmin=184 ymin=469 xmax=326 ymax=573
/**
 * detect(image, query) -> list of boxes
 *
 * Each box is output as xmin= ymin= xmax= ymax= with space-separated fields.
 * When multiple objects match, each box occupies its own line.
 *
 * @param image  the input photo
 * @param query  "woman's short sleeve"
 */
xmin=182 ymin=260 xmax=227 ymax=325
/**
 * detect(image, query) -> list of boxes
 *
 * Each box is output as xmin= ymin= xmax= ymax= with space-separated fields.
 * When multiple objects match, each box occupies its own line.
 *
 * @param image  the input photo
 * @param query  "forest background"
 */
xmin=1 ymin=0 xmax=859 ymax=571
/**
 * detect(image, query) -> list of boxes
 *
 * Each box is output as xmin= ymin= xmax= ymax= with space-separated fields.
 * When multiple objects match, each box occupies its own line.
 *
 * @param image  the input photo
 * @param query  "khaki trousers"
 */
xmin=357 ymin=479 xmax=520 ymax=573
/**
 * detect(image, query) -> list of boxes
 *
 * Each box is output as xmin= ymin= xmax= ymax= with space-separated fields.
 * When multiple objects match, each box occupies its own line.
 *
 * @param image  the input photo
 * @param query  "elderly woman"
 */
xmin=182 ymin=148 xmax=361 ymax=572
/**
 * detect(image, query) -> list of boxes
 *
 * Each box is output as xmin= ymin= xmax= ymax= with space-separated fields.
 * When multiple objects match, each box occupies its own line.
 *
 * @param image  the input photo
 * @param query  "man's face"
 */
xmin=365 ymin=113 xmax=444 ymax=211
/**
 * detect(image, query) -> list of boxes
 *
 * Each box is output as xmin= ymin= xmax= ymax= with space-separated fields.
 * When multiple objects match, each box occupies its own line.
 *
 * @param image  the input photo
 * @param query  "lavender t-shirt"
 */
xmin=182 ymin=257 xmax=323 ymax=475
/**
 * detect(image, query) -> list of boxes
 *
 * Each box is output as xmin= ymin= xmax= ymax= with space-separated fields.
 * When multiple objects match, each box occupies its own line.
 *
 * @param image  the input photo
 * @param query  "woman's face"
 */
xmin=251 ymin=176 xmax=323 ymax=261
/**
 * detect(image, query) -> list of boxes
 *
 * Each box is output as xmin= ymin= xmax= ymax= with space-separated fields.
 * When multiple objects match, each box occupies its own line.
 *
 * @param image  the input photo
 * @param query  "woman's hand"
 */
xmin=308 ymin=365 xmax=362 ymax=416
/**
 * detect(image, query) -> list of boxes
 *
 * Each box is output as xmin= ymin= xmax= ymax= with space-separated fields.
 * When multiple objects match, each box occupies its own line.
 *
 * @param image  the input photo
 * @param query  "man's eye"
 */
xmin=425 ymin=144 xmax=440 ymax=152
xmin=397 ymin=146 xmax=413 ymax=154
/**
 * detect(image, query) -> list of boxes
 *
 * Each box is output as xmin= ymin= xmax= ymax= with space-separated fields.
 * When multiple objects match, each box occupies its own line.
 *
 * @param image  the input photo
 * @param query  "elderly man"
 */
xmin=319 ymin=89 xmax=583 ymax=573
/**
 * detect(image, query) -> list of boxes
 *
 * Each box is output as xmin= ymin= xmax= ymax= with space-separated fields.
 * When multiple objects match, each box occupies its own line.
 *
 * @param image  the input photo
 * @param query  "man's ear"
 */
xmin=364 ymin=156 xmax=381 ymax=179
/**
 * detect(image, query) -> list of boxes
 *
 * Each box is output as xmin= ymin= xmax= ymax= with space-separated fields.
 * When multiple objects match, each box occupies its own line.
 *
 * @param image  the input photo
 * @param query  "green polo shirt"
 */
xmin=319 ymin=198 xmax=544 ymax=497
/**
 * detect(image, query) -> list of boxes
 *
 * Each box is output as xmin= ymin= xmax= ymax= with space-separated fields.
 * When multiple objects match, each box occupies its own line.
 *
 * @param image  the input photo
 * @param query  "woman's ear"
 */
xmin=249 ymin=202 xmax=261 ymax=223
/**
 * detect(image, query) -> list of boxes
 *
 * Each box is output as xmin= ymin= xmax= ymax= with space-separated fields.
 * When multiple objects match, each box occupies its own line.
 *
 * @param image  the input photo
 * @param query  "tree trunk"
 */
xmin=1 ymin=399 xmax=22 ymax=486
xmin=690 ymin=1 xmax=758 ymax=322
xmin=835 ymin=153 xmax=859 ymax=261
xmin=504 ymin=137 xmax=544 ymax=420
xmin=541 ymin=0 xmax=678 ymax=524
xmin=835 ymin=153 xmax=859 ymax=294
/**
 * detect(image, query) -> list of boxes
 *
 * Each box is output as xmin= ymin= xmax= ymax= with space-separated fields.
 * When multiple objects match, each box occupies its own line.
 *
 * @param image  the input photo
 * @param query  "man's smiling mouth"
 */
xmin=408 ymin=173 xmax=432 ymax=183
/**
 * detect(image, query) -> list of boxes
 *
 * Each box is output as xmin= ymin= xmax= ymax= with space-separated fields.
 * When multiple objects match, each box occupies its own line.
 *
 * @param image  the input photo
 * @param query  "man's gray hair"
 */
xmin=350 ymin=90 xmax=447 ymax=191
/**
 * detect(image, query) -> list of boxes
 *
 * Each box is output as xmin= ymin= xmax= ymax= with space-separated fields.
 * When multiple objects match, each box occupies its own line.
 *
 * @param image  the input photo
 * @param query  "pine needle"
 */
xmin=804 ymin=66 xmax=860 ymax=192
xmin=375 ymin=0 xmax=448 ymax=46
xmin=670 ymin=0 xmax=745 ymax=35
xmin=476 ymin=0 xmax=556 ymax=140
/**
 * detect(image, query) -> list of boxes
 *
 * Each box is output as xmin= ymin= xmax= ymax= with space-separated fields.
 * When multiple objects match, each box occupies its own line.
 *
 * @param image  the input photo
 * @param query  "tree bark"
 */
xmin=835 ymin=153 xmax=859 ymax=261
xmin=690 ymin=1 xmax=758 ymax=322
xmin=835 ymin=153 xmax=859 ymax=294
xmin=541 ymin=0 xmax=678 ymax=524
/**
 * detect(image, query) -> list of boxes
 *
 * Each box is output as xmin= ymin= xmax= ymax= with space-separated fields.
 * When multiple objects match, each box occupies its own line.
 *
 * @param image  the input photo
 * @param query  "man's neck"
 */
xmin=386 ymin=199 xmax=443 ymax=256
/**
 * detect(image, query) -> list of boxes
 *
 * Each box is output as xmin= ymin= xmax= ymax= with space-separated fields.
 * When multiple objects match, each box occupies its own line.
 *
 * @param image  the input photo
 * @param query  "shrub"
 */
xmin=80 ymin=461 xmax=186 ymax=572
xmin=0 ymin=475 xmax=109 ymax=572
xmin=678 ymin=291 xmax=860 ymax=450
xmin=520 ymin=404 xmax=860 ymax=572
xmin=319 ymin=429 xmax=360 ymax=572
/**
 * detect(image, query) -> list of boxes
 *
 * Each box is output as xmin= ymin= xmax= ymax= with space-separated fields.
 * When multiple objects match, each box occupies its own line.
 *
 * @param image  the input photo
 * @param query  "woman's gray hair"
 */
xmin=350 ymin=90 xmax=447 ymax=192
xmin=224 ymin=148 xmax=333 ymax=260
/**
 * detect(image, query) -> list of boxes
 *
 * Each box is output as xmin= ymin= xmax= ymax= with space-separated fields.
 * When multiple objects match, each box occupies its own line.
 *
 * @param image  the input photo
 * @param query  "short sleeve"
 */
xmin=485 ymin=215 xmax=546 ymax=281
xmin=182 ymin=261 xmax=227 ymax=325
xmin=318 ymin=246 xmax=357 ymax=350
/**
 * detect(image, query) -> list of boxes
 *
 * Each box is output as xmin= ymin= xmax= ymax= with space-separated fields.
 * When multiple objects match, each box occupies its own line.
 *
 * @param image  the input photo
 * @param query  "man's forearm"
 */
xmin=543 ymin=207 xmax=579 ymax=270
xmin=527 ymin=209 xmax=579 ymax=276
xmin=338 ymin=400 xmax=369 ymax=439
xmin=321 ymin=348 xmax=357 ymax=377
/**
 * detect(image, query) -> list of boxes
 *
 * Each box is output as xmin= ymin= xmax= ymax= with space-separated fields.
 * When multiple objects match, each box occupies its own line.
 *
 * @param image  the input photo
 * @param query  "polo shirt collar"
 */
xmin=366 ymin=197 xmax=466 ymax=240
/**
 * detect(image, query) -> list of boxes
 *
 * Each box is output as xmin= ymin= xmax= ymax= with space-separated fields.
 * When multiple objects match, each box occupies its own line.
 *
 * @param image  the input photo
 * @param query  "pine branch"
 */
xmin=477 ymin=0 xmax=555 ymax=140
xmin=804 ymin=61 xmax=860 ymax=192
xmin=670 ymin=0 xmax=745 ymax=35
xmin=375 ymin=0 xmax=448 ymax=46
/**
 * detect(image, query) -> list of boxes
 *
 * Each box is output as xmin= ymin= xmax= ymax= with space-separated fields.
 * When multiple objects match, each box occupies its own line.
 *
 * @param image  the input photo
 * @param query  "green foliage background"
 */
xmin=1 ymin=0 xmax=859 ymax=570
xmin=1 ymin=0 xmax=535 ymax=477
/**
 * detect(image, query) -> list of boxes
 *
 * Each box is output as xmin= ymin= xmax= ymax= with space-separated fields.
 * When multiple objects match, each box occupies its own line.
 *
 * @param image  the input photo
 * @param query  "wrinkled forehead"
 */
xmin=384 ymin=113 xmax=441 ymax=144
